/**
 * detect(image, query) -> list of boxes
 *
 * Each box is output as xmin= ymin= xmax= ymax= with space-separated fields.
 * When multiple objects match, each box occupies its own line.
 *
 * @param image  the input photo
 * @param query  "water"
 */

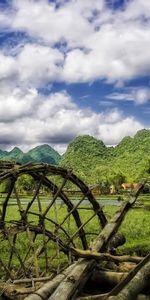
xmin=0 ymin=198 xmax=122 ymax=206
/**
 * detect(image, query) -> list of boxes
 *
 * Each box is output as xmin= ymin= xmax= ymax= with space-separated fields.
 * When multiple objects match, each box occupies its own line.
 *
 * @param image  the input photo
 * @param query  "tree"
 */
xmin=111 ymin=173 xmax=126 ymax=189
xmin=16 ymin=175 xmax=34 ymax=193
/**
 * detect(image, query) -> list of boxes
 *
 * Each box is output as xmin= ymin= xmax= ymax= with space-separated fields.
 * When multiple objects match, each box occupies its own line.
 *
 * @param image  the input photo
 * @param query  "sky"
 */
xmin=0 ymin=0 xmax=150 ymax=154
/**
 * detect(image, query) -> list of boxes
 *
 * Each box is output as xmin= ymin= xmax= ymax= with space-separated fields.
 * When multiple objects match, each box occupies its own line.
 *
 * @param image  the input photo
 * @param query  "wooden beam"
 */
xmin=70 ymin=247 xmax=142 ymax=264
xmin=24 ymin=263 xmax=76 ymax=300
xmin=107 ymin=253 xmax=150 ymax=300
xmin=48 ymin=182 xmax=145 ymax=300
xmin=91 ymin=270 xmax=127 ymax=286
xmin=77 ymin=294 xmax=150 ymax=300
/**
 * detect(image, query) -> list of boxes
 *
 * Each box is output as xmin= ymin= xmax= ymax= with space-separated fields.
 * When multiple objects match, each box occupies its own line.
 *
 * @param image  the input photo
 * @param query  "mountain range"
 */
xmin=0 ymin=144 xmax=61 ymax=165
xmin=0 ymin=129 xmax=149 ymax=182
xmin=60 ymin=129 xmax=150 ymax=183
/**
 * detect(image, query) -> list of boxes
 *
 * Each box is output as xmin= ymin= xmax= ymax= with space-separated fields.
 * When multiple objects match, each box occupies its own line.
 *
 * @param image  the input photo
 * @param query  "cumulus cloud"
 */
xmin=17 ymin=44 xmax=64 ymax=86
xmin=0 ymin=0 xmax=148 ymax=152
xmin=11 ymin=0 xmax=103 ymax=46
xmin=0 ymin=87 xmax=38 ymax=122
xmin=0 ymin=44 xmax=63 ymax=88
xmin=97 ymin=116 xmax=142 ymax=145
xmin=0 ymin=88 xmax=143 ymax=152
xmin=133 ymin=88 xmax=150 ymax=104
xmin=0 ymin=0 xmax=150 ymax=84
xmin=0 ymin=51 xmax=16 ymax=79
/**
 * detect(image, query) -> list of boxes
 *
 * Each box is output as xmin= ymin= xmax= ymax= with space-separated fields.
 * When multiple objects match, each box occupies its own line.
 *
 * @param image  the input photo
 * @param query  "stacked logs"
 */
xmin=24 ymin=180 xmax=150 ymax=300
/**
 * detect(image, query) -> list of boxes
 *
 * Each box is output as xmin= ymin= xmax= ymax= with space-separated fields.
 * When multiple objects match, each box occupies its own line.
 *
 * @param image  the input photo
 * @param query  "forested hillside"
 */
xmin=0 ymin=144 xmax=61 ymax=165
xmin=60 ymin=129 xmax=150 ymax=184
xmin=0 ymin=129 xmax=149 ymax=185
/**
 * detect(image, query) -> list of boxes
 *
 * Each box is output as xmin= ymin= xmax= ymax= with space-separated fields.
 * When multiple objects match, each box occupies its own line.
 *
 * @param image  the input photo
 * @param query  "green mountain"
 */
xmin=111 ymin=129 xmax=150 ymax=181
xmin=7 ymin=147 xmax=24 ymax=162
xmin=27 ymin=144 xmax=61 ymax=164
xmin=0 ymin=129 xmax=149 ymax=183
xmin=60 ymin=135 xmax=109 ymax=179
xmin=60 ymin=129 xmax=150 ymax=184
xmin=0 ymin=149 xmax=8 ymax=159
xmin=0 ymin=144 xmax=61 ymax=165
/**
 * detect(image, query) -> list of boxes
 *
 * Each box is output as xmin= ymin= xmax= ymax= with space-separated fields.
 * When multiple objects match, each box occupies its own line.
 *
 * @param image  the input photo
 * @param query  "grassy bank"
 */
xmin=103 ymin=206 xmax=150 ymax=255
xmin=0 ymin=202 xmax=149 ymax=278
xmin=3 ymin=203 xmax=150 ymax=255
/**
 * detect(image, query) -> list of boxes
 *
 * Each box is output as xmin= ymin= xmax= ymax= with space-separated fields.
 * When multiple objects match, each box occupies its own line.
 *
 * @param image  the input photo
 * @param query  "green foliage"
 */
xmin=0 ymin=129 xmax=149 ymax=187
xmin=16 ymin=174 xmax=35 ymax=192
xmin=60 ymin=129 xmax=150 ymax=184
xmin=0 ymin=178 xmax=12 ymax=193
xmin=110 ymin=173 xmax=126 ymax=189
xmin=60 ymin=135 xmax=109 ymax=184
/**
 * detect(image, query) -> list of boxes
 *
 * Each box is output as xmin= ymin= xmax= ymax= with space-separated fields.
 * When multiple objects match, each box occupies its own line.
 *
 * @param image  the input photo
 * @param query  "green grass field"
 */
xmin=106 ymin=206 xmax=150 ymax=256
xmin=3 ymin=203 xmax=150 ymax=252
xmin=0 ymin=199 xmax=149 ymax=279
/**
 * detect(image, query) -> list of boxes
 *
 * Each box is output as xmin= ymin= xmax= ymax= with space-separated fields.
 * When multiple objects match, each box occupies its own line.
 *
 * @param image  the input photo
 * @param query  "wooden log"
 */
xmin=70 ymin=247 xmax=142 ymax=264
xmin=107 ymin=253 xmax=150 ymax=300
xmin=48 ymin=182 xmax=145 ymax=300
xmin=91 ymin=270 xmax=127 ymax=286
xmin=77 ymin=294 xmax=150 ymax=300
xmin=24 ymin=263 xmax=76 ymax=300
xmin=108 ymin=232 xmax=126 ymax=253
xmin=0 ymin=282 xmax=35 ymax=296
xmin=76 ymin=293 xmax=108 ymax=300
xmin=116 ymin=261 xmax=137 ymax=272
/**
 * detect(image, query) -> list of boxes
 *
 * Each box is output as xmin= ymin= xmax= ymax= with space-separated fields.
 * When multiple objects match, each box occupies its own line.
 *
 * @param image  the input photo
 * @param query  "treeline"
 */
xmin=60 ymin=129 xmax=150 ymax=186
xmin=0 ymin=129 xmax=150 ymax=194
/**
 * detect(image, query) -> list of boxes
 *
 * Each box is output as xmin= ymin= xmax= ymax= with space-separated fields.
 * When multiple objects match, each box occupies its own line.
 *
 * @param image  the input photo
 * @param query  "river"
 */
xmin=0 ymin=198 xmax=122 ymax=206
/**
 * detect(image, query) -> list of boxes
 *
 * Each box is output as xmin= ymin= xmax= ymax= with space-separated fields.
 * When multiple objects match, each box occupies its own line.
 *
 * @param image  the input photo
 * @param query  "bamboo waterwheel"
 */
xmin=0 ymin=162 xmax=107 ymax=282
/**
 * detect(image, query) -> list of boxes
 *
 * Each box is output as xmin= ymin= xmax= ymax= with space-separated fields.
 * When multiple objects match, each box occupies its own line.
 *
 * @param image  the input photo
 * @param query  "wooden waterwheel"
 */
xmin=0 ymin=162 xmax=107 ymax=284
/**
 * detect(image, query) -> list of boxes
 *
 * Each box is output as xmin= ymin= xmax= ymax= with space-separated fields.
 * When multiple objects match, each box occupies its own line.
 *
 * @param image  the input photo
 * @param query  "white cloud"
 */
xmin=0 ymin=88 xmax=143 ymax=152
xmin=106 ymin=92 xmax=134 ymax=101
xmin=0 ymin=87 xmax=38 ymax=121
xmin=122 ymin=0 xmax=150 ymax=20
xmin=36 ymin=91 xmax=76 ymax=119
xmin=11 ymin=0 xmax=98 ymax=46
xmin=133 ymin=88 xmax=150 ymax=105
xmin=0 ymin=0 xmax=148 ymax=152
xmin=62 ymin=20 xmax=150 ymax=82
xmin=97 ymin=116 xmax=142 ymax=145
xmin=0 ymin=51 xmax=16 ymax=79
xmin=0 ymin=44 xmax=64 ymax=88
xmin=0 ymin=0 xmax=150 ymax=84
xmin=106 ymin=87 xmax=150 ymax=105
xmin=17 ymin=44 xmax=64 ymax=86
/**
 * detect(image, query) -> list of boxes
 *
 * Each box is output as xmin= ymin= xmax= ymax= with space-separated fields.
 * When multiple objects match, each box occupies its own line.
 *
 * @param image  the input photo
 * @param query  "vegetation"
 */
xmin=0 ymin=130 xmax=149 ymax=281
xmin=0 ymin=144 xmax=61 ymax=165
xmin=102 ymin=205 xmax=150 ymax=255
xmin=60 ymin=129 xmax=150 ymax=185
xmin=119 ymin=208 xmax=150 ymax=256
xmin=0 ymin=204 xmax=149 ymax=270
xmin=0 ymin=129 xmax=150 ymax=190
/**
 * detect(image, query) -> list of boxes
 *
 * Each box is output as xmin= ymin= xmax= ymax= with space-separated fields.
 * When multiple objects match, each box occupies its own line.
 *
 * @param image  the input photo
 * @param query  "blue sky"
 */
xmin=0 ymin=0 xmax=150 ymax=153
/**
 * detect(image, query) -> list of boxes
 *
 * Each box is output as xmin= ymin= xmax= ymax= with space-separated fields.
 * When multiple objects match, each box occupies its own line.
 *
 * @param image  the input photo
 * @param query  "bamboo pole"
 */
xmin=107 ymin=253 xmax=150 ymax=300
xmin=24 ymin=263 xmax=76 ymax=300
xmin=77 ymin=294 xmax=150 ymax=300
xmin=91 ymin=270 xmax=128 ymax=286
xmin=48 ymin=182 xmax=145 ymax=300
xmin=70 ymin=247 xmax=142 ymax=264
